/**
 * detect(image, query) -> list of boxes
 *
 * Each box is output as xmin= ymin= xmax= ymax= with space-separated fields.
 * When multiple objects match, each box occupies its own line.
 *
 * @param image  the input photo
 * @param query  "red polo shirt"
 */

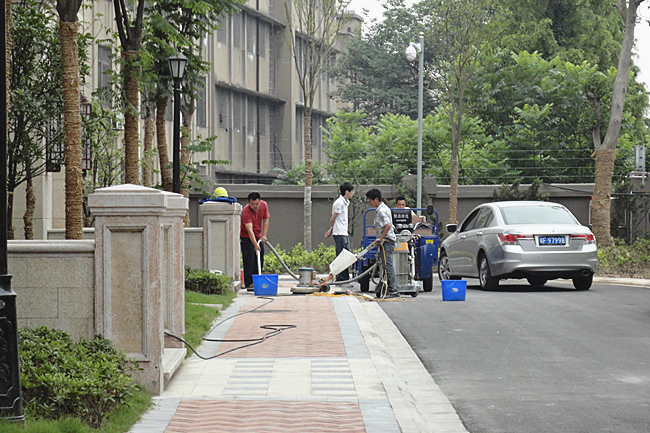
xmin=240 ymin=200 xmax=270 ymax=239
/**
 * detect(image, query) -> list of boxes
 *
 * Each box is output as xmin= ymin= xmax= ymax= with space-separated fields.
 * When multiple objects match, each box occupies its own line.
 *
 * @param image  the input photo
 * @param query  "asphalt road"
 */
xmin=380 ymin=279 xmax=650 ymax=433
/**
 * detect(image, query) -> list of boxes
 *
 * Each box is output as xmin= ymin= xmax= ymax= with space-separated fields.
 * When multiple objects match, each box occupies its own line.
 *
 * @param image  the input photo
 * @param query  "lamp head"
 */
xmin=167 ymin=54 xmax=188 ymax=80
xmin=405 ymin=45 xmax=417 ymax=62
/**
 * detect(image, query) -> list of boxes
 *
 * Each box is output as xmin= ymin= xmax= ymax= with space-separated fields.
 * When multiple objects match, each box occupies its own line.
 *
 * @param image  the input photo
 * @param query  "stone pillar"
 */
xmin=161 ymin=192 xmax=186 ymax=349
xmin=88 ymin=184 xmax=188 ymax=395
xmin=199 ymin=201 xmax=242 ymax=288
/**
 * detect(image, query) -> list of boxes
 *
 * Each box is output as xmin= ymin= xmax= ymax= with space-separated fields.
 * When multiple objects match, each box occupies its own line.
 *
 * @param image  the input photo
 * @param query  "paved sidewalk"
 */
xmin=129 ymin=276 xmax=467 ymax=433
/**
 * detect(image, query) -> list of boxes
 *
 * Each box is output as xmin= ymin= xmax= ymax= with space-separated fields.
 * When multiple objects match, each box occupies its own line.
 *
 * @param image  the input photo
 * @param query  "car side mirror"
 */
xmin=446 ymin=223 xmax=458 ymax=233
xmin=426 ymin=204 xmax=434 ymax=215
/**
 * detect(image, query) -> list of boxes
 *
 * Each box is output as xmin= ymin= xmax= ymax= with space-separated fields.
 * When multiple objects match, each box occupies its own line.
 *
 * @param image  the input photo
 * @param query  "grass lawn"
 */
xmin=0 ymin=289 xmax=238 ymax=433
xmin=183 ymin=289 xmax=238 ymax=356
xmin=0 ymin=386 xmax=151 ymax=433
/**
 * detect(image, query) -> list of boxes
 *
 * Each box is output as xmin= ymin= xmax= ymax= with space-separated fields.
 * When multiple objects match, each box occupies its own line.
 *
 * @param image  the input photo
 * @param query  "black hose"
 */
xmin=164 ymin=297 xmax=296 ymax=360
xmin=264 ymin=240 xmax=300 ymax=280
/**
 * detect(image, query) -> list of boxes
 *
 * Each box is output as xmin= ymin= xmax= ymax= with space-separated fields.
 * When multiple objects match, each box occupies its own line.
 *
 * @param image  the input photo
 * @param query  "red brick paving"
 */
xmin=165 ymin=400 xmax=366 ymax=432
xmin=215 ymin=295 xmax=346 ymax=358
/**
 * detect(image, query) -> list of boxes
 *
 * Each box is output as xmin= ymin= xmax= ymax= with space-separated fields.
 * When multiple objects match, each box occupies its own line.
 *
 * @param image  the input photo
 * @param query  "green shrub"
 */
xmin=264 ymin=243 xmax=337 ymax=274
xmin=19 ymin=327 xmax=138 ymax=429
xmin=597 ymin=237 xmax=650 ymax=278
xmin=185 ymin=267 xmax=232 ymax=295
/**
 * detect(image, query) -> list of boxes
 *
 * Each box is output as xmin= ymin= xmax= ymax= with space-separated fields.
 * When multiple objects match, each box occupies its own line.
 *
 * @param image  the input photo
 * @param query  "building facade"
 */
xmin=9 ymin=1 xmax=362 ymax=238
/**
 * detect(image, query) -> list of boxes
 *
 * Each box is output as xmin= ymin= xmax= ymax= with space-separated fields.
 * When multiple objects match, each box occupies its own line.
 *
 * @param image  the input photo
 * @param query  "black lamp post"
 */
xmin=167 ymin=54 xmax=188 ymax=194
xmin=0 ymin=0 xmax=24 ymax=422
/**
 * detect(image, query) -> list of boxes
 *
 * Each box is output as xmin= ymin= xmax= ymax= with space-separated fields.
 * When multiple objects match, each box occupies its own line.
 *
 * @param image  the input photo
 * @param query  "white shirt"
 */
xmin=331 ymin=195 xmax=350 ymax=236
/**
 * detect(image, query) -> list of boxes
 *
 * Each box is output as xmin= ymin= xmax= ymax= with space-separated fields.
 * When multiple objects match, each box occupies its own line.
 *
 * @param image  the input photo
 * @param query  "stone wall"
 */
xmin=10 ymin=240 xmax=95 ymax=340
xmin=189 ymin=182 xmax=596 ymax=250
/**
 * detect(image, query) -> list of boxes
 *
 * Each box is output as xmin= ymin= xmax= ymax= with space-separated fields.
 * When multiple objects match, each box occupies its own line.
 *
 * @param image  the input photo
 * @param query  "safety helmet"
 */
xmin=214 ymin=187 xmax=228 ymax=197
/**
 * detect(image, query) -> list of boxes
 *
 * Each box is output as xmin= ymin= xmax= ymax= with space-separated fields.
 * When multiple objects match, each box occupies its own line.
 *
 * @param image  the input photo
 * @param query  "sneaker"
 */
xmin=385 ymin=292 xmax=401 ymax=299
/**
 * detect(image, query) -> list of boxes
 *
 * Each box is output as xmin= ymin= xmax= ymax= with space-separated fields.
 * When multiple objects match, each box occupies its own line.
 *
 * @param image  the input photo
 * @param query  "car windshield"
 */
xmin=500 ymin=205 xmax=577 ymax=225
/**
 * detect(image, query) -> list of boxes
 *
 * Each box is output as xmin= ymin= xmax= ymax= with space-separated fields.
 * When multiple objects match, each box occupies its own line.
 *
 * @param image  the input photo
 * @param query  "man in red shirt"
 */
xmin=240 ymin=192 xmax=270 ymax=289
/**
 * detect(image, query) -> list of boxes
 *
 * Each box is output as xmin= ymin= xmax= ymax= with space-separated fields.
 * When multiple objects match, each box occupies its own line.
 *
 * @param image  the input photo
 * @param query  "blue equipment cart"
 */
xmin=357 ymin=206 xmax=440 ymax=296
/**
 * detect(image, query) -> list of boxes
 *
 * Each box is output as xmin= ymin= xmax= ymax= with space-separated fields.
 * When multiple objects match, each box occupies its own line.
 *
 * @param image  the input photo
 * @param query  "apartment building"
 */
xmin=10 ymin=0 xmax=362 ymax=238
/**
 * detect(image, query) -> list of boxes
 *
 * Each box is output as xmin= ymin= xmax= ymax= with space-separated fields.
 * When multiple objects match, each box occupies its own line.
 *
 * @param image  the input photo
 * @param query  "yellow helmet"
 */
xmin=214 ymin=187 xmax=228 ymax=197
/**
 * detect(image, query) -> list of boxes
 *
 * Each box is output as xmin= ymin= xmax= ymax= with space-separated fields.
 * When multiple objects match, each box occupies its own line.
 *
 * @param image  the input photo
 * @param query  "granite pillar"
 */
xmin=88 ymin=184 xmax=187 ymax=395
xmin=199 ymin=201 xmax=242 ymax=289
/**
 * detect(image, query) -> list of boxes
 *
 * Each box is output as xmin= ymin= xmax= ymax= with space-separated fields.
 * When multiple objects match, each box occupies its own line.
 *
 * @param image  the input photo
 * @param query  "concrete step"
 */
xmin=163 ymin=347 xmax=186 ymax=386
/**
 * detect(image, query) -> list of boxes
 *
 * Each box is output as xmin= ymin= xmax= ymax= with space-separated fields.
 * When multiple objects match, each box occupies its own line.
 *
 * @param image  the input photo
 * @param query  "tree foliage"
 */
xmin=332 ymin=0 xmax=438 ymax=124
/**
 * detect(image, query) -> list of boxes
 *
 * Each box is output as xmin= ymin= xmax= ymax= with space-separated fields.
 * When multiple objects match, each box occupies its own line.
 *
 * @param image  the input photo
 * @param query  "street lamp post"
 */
xmin=167 ymin=54 xmax=188 ymax=194
xmin=406 ymin=32 xmax=424 ymax=209
xmin=0 ymin=0 xmax=24 ymax=422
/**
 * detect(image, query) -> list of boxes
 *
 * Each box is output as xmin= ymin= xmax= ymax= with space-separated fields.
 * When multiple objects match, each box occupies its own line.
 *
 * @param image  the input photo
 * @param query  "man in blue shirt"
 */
xmin=366 ymin=188 xmax=399 ymax=298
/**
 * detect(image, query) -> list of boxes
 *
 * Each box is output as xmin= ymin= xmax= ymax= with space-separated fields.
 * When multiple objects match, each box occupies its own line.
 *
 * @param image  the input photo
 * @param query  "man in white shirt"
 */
xmin=325 ymin=182 xmax=354 ymax=282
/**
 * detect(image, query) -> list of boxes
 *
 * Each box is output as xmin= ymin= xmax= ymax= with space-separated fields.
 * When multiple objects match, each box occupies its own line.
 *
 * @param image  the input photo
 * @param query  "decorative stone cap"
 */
xmin=88 ymin=184 xmax=189 ymax=216
xmin=199 ymin=201 xmax=242 ymax=216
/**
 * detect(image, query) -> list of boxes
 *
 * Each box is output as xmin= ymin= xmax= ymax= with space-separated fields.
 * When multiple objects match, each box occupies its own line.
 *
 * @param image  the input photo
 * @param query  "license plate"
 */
xmin=538 ymin=236 xmax=566 ymax=245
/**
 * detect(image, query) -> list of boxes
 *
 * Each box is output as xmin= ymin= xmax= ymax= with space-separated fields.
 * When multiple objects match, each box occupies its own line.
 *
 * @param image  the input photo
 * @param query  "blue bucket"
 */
xmin=253 ymin=274 xmax=279 ymax=296
xmin=441 ymin=280 xmax=467 ymax=301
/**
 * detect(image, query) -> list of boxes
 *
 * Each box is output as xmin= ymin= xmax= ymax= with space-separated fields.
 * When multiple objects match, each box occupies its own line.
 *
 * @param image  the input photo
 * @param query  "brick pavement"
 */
xmin=215 ymin=296 xmax=346 ymax=358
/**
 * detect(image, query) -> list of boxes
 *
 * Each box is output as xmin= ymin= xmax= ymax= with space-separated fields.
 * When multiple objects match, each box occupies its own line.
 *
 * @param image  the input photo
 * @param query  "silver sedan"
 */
xmin=438 ymin=201 xmax=598 ymax=290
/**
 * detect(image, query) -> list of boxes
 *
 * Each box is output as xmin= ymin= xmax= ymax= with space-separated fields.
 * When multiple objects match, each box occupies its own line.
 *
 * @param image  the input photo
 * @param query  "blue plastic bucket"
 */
xmin=441 ymin=280 xmax=467 ymax=301
xmin=253 ymin=274 xmax=279 ymax=296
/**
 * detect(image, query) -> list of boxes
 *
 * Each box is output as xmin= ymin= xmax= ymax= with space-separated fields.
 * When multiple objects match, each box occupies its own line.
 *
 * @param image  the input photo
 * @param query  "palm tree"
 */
xmin=57 ymin=0 xmax=84 ymax=239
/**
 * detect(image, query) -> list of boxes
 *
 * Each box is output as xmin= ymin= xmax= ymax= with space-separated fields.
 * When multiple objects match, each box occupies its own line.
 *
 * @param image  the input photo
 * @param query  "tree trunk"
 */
xmin=142 ymin=108 xmax=154 ymax=188
xmin=592 ymin=149 xmax=616 ymax=244
xmin=303 ymin=113 xmax=313 ymax=252
xmin=23 ymin=176 xmax=35 ymax=240
xmin=7 ymin=189 xmax=14 ymax=240
xmin=60 ymin=20 xmax=83 ymax=240
xmin=123 ymin=50 xmax=141 ymax=185
xmin=591 ymin=0 xmax=644 ymax=246
xmin=156 ymin=97 xmax=173 ymax=191
xmin=448 ymin=103 xmax=461 ymax=224
xmin=180 ymin=123 xmax=191 ymax=227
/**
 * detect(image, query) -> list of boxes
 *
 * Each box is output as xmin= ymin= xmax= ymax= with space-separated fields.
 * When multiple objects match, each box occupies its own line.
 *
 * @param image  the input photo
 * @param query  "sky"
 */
xmin=347 ymin=0 xmax=650 ymax=93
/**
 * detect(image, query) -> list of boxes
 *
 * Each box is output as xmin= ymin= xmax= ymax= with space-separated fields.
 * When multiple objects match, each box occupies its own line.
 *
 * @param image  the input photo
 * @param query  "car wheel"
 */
xmin=527 ymin=277 xmax=548 ymax=287
xmin=572 ymin=274 xmax=593 ymax=291
xmin=438 ymin=251 xmax=454 ymax=280
xmin=478 ymin=255 xmax=499 ymax=290
xmin=422 ymin=276 xmax=433 ymax=292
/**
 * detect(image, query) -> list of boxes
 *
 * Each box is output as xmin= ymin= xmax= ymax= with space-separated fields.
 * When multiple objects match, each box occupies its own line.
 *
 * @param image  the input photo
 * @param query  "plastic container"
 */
xmin=441 ymin=280 xmax=467 ymax=301
xmin=253 ymin=274 xmax=279 ymax=296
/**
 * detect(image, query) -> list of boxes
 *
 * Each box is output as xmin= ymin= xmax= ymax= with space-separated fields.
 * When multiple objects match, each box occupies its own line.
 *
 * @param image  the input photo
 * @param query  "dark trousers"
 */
xmin=333 ymin=235 xmax=350 ymax=281
xmin=241 ymin=237 xmax=264 ymax=288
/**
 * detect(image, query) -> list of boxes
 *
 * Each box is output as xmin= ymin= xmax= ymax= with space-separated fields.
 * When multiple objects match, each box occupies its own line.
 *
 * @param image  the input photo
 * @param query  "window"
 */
xmin=259 ymin=22 xmax=266 ymax=58
xmin=218 ymin=89 xmax=230 ymax=130
xmin=217 ymin=14 xmax=228 ymax=44
xmin=246 ymin=15 xmax=255 ymax=55
xmin=474 ymin=208 xmax=493 ymax=229
xmin=233 ymin=93 xmax=243 ymax=133
xmin=196 ymin=77 xmax=206 ymax=128
xmin=98 ymin=45 xmax=112 ymax=107
xmin=460 ymin=210 xmax=481 ymax=232
xmin=247 ymin=97 xmax=256 ymax=136
xmin=329 ymin=55 xmax=336 ymax=85
xmin=232 ymin=13 xmax=242 ymax=49
xmin=259 ymin=102 xmax=267 ymax=137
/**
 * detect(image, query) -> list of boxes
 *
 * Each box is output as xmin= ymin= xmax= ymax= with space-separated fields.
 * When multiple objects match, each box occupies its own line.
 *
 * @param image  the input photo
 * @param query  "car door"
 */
xmin=446 ymin=208 xmax=481 ymax=274
xmin=455 ymin=207 xmax=493 ymax=276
